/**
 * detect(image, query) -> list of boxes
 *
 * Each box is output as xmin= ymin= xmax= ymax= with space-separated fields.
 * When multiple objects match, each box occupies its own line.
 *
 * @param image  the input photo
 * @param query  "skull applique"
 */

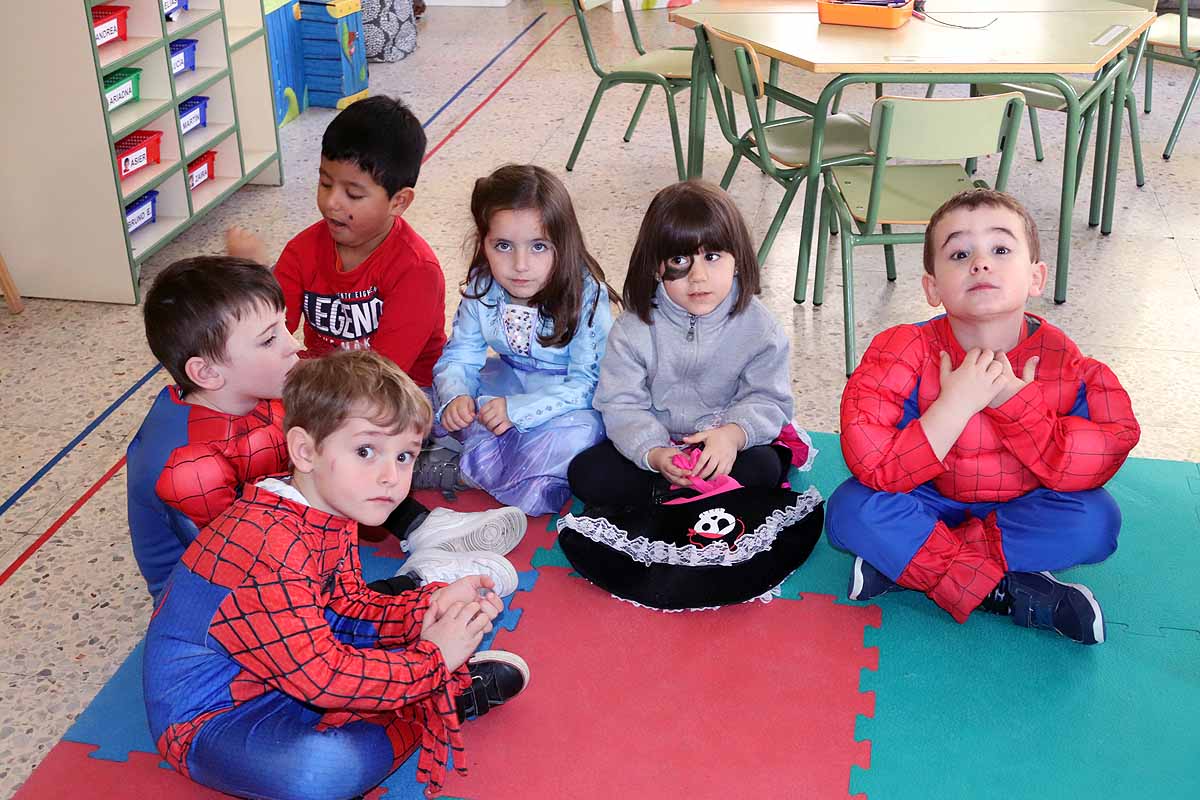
xmin=687 ymin=507 xmax=745 ymax=550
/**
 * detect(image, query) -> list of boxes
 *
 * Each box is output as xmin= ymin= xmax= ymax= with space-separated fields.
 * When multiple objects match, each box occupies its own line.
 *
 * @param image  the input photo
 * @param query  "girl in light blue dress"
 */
xmin=433 ymin=164 xmax=618 ymax=515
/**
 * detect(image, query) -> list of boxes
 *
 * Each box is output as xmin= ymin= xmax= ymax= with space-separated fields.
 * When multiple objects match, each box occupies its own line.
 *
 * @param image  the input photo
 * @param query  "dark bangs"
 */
xmin=624 ymin=180 xmax=760 ymax=323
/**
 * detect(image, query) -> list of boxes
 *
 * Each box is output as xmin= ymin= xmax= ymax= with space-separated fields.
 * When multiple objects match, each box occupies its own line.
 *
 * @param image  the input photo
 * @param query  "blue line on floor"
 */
xmin=421 ymin=12 xmax=548 ymax=131
xmin=0 ymin=17 xmax=554 ymax=522
xmin=0 ymin=364 xmax=163 ymax=518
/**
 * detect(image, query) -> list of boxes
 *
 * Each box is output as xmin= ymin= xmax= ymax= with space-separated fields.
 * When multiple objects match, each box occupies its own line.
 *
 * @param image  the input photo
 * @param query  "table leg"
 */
xmin=1055 ymin=100 xmax=1082 ymax=305
xmin=1088 ymin=78 xmax=1113 ymax=228
xmin=1101 ymin=59 xmax=1130 ymax=235
xmin=686 ymin=28 xmax=710 ymax=179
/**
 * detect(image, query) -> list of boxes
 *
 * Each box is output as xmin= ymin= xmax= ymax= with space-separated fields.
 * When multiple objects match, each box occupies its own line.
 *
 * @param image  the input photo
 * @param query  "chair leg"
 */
xmin=1028 ymin=107 xmax=1045 ymax=162
xmin=766 ymin=58 xmax=780 ymax=122
xmin=1088 ymin=81 xmax=1113 ymax=229
xmin=1126 ymin=91 xmax=1146 ymax=188
xmin=663 ymin=83 xmax=687 ymax=181
xmin=841 ymin=226 xmax=857 ymax=377
xmin=1163 ymin=68 xmax=1200 ymax=161
xmin=719 ymin=148 xmax=742 ymax=190
xmin=567 ymin=81 xmax=608 ymax=172
xmin=757 ymin=179 xmax=802 ymax=266
xmin=924 ymin=83 xmax=937 ymax=98
xmin=1144 ymin=52 xmax=1154 ymax=114
xmin=812 ymin=188 xmax=832 ymax=306
xmin=1075 ymin=108 xmax=1095 ymax=200
xmin=623 ymin=86 xmax=654 ymax=142
xmin=882 ymin=224 xmax=896 ymax=282
xmin=0 ymin=252 xmax=24 ymax=314
xmin=831 ymin=88 xmax=844 ymax=114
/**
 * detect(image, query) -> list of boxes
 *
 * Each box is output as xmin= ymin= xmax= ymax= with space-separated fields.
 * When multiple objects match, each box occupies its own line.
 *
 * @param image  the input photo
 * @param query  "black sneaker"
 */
xmin=413 ymin=447 xmax=465 ymax=497
xmin=847 ymin=556 xmax=904 ymax=601
xmin=979 ymin=572 xmax=1105 ymax=645
xmin=456 ymin=650 xmax=530 ymax=722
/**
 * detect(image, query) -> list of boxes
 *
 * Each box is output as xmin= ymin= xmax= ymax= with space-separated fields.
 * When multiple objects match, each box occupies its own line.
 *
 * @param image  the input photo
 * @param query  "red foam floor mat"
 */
xmin=443 ymin=567 xmax=879 ymax=800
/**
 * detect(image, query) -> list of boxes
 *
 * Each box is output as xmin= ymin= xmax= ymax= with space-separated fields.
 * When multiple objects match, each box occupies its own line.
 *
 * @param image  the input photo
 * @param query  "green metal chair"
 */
xmin=976 ymin=0 xmax=1155 ymax=191
xmin=1143 ymin=0 xmax=1200 ymax=159
xmin=703 ymin=24 xmax=871 ymax=267
xmin=812 ymin=93 xmax=1026 ymax=375
xmin=566 ymin=0 xmax=692 ymax=181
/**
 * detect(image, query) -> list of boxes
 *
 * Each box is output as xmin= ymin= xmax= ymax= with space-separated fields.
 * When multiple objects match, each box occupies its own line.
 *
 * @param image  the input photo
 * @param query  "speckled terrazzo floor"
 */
xmin=1 ymin=2 xmax=1199 ymax=796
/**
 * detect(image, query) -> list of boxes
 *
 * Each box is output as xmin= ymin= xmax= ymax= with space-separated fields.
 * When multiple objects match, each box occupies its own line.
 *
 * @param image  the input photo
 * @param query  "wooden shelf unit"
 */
xmin=0 ymin=0 xmax=283 ymax=304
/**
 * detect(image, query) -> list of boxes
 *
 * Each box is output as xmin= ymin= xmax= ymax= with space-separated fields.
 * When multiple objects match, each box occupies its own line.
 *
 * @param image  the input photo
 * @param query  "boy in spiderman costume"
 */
xmin=144 ymin=350 xmax=529 ymax=799
xmin=827 ymin=189 xmax=1140 ymax=645
xmin=128 ymin=257 xmax=523 ymax=605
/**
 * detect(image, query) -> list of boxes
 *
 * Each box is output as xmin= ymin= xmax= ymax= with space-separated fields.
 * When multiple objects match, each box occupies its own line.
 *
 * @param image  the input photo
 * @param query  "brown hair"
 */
xmin=464 ymin=164 xmax=620 ymax=348
xmin=923 ymin=188 xmax=1041 ymax=275
xmin=624 ymin=180 xmax=760 ymax=323
xmin=143 ymin=256 xmax=285 ymax=395
xmin=283 ymin=350 xmax=432 ymax=448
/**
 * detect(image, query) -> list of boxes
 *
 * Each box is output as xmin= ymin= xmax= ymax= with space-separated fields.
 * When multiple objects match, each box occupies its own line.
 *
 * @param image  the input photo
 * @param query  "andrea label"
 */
xmin=94 ymin=18 xmax=120 ymax=46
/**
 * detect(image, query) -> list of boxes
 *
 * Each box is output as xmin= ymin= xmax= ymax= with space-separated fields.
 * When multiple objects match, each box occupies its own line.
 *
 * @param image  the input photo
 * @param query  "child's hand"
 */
xmin=938 ymin=349 xmax=1006 ymax=417
xmin=478 ymin=398 xmax=513 ymax=435
xmin=420 ymin=601 xmax=493 ymax=672
xmin=442 ymin=395 xmax=477 ymax=432
xmin=648 ymin=447 xmax=692 ymax=486
xmin=226 ymin=226 xmax=267 ymax=264
xmin=987 ymin=353 xmax=1039 ymax=408
xmin=429 ymin=576 xmax=503 ymax=621
xmin=682 ymin=424 xmax=745 ymax=480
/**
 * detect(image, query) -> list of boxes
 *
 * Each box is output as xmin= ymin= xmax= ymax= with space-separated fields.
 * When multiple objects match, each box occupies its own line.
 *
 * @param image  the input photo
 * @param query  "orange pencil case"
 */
xmin=817 ymin=0 xmax=914 ymax=29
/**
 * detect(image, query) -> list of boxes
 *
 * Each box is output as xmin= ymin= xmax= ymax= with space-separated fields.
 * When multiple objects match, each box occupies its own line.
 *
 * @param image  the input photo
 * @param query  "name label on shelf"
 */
xmin=126 ymin=201 xmax=155 ymax=233
xmin=189 ymin=162 xmax=210 ymax=189
xmin=172 ymin=51 xmax=188 ymax=75
xmin=163 ymin=0 xmax=181 ymax=15
xmin=180 ymin=106 xmax=202 ymax=134
xmin=106 ymin=81 xmax=135 ymax=111
xmin=94 ymin=18 xmax=120 ymax=47
xmin=122 ymin=146 xmax=149 ymax=175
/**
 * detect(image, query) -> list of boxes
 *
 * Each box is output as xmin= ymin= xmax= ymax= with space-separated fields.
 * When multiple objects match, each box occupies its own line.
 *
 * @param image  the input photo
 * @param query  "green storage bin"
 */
xmin=103 ymin=67 xmax=142 ymax=113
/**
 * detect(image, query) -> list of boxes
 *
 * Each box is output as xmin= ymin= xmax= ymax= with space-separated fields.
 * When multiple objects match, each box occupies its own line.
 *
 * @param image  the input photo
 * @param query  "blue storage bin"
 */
xmin=178 ymin=95 xmax=209 ymax=135
xmin=163 ymin=0 xmax=190 ymax=19
xmin=169 ymin=38 xmax=198 ymax=76
xmin=125 ymin=190 xmax=159 ymax=234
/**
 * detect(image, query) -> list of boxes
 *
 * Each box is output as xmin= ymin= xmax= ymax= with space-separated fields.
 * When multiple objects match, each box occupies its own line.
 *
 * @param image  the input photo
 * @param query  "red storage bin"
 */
xmin=187 ymin=150 xmax=217 ymax=190
xmin=114 ymin=130 xmax=164 ymax=180
xmin=92 ymin=5 xmax=131 ymax=48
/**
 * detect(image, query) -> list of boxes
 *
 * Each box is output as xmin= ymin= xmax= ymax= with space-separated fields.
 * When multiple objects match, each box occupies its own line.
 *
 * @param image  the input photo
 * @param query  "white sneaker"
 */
xmin=403 ymin=506 xmax=527 ymax=557
xmin=399 ymin=550 xmax=520 ymax=597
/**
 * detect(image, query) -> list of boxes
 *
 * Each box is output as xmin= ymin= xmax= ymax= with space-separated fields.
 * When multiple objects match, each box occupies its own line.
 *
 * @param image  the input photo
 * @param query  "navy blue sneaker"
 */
xmin=456 ymin=650 xmax=530 ymax=722
xmin=979 ymin=572 xmax=1105 ymax=645
xmin=847 ymin=556 xmax=904 ymax=601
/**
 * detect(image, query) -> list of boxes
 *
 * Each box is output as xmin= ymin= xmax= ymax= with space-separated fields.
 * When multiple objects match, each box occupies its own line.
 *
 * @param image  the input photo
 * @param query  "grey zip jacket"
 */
xmin=594 ymin=279 xmax=793 ymax=469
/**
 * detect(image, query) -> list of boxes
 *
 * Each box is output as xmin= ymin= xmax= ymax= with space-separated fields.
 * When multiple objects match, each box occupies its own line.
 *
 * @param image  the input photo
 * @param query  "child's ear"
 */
xmin=921 ymin=272 xmax=942 ymax=308
xmin=1028 ymin=260 xmax=1049 ymax=298
xmin=287 ymin=427 xmax=318 ymax=474
xmin=389 ymin=187 xmax=415 ymax=217
xmin=184 ymin=356 xmax=225 ymax=392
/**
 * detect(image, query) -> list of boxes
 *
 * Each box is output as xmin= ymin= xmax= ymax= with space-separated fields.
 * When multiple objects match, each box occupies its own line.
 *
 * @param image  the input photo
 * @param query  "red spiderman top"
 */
xmin=840 ymin=315 xmax=1140 ymax=503
xmin=147 ymin=486 xmax=470 ymax=795
xmin=155 ymin=388 xmax=290 ymax=531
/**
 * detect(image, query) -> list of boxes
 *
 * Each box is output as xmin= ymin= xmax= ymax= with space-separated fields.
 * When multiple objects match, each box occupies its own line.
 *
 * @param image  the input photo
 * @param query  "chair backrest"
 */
xmin=704 ymin=24 xmax=764 ymax=99
xmin=870 ymin=93 xmax=1024 ymax=161
xmin=571 ymin=0 xmax=649 ymax=78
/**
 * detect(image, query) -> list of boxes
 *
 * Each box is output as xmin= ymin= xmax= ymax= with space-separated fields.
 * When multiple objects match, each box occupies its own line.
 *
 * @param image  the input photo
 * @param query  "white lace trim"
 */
xmin=791 ymin=424 xmax=819 ymax=473
xmin=611 ymin=582 xmax=784 ymax=613
xmin=558 ymin=486 xmax=822 ymax=567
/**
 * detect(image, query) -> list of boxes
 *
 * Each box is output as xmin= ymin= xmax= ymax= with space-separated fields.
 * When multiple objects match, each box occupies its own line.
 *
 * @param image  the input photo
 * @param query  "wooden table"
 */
xmin=671 ymin=0 xmax=1156 ymax=303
